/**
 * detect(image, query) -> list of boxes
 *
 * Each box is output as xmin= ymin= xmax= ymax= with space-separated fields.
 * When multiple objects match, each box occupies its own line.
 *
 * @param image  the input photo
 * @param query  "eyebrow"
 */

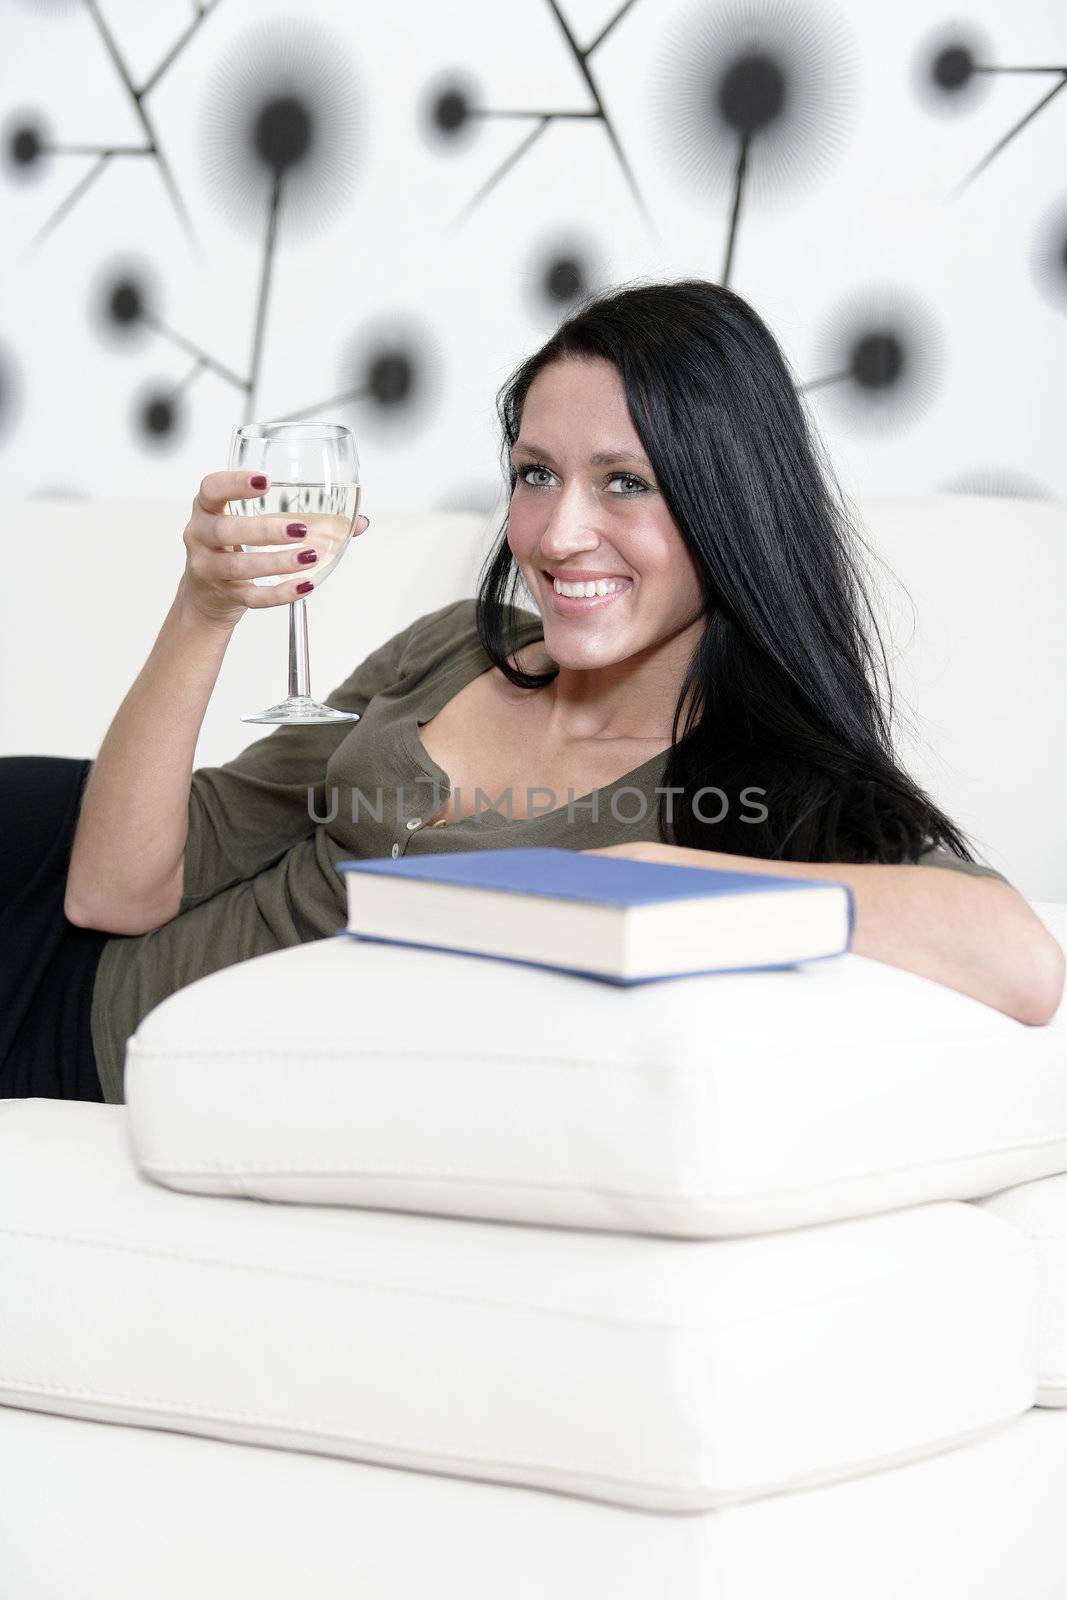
xmin=511 ymin=440 xmax=650 ymax=469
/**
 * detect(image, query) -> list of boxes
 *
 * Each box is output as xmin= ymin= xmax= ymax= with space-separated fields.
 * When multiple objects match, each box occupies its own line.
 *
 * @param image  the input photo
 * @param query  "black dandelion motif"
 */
xmin=423 ymin=6 xmax=650 ymax=232
xmin=803 ymin=288 xmax=945 ymax=434
xmin=91 ymin=259 xmax=161 ymax=350
xmin=913 ymin=28 xmax=993 ymax=114
xmin=269 ymin=312 xmax=444 ymax=438
xmin=0 ymin=338 xmax=23 ymax=447
xmin=131 ymin=380 xmax=187 ymax=452
xmin=915 ymin=25 xmax=1067 ymax=192
xmin=648 ymin=0 xmax=858 ymax=283
xmin=351 ymin=321 xmax=443 ymax=429
xmin=542 ymin=253 xmax=590 ymax=306
xmin=2 ymin=109 xmax=51 ymax=183
xmin=943 ymin=470 xmax=1055 ymax=502
xmin=198 ymin=17 xmax=364 ymax=245
xmin=1033 ymin=200 xmax=1067 ymax=314
xmin=521 ymin=238 xmax=604 ymax=321
xmin=418 ymin=70 xmax=484 ymax=150
xmin=89 ymin=252 xmax=254 ymax=437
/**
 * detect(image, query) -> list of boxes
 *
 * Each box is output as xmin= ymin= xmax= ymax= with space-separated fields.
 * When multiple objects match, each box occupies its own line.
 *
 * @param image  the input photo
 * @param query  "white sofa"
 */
xmin=1 ymin=493 xmax=1065 ymax=1596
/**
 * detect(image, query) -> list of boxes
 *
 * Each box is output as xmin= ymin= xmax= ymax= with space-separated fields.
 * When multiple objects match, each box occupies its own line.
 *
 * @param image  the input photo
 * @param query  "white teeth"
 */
xmin=553 ymin=577 xmax=628 ymax=598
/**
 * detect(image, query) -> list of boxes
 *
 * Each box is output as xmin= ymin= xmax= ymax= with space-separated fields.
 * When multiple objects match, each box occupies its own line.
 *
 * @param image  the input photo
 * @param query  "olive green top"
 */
xmin=89 ymin=597 xmax=1010 ymax=1104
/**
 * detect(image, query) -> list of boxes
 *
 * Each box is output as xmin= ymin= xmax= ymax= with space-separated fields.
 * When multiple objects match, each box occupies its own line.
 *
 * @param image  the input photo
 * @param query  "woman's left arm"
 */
xmin=583 ymin=842 xmax=1065 ymax=1026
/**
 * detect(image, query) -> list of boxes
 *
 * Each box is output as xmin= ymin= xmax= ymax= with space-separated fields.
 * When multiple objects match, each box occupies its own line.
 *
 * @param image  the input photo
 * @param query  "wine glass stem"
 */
xmin=288 ymin=598 xmax=311 ymax=700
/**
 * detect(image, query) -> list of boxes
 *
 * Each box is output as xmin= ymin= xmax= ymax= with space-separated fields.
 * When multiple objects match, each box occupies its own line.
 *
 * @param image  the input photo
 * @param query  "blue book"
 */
xmin=335 ymin=847 xmax=854 ymax=986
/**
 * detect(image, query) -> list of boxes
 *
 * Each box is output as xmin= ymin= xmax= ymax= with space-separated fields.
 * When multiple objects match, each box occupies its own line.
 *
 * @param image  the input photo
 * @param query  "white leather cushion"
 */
xmin=0 ymin=1102 xmax=1037 ymax=1513
xmin=125 ymin=903 xmax=1067 ymax=1238
xmin=4 ymin=1408 xmax=1067 ymax=1600
xmin=980 ymin=1174 xmax=1067 ymax=1407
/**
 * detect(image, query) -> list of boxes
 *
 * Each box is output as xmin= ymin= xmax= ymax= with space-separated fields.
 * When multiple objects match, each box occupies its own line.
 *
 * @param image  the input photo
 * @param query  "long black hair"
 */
xmin=473 ymin=277 xmax=982 ymax=866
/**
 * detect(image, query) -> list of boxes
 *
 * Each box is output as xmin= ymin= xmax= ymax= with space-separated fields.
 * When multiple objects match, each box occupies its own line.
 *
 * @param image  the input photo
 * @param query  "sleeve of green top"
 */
xmin=914 ymin=843 xmax=1010 ymax=885
xmin=178 ymin=599 xmax=468 ymax=912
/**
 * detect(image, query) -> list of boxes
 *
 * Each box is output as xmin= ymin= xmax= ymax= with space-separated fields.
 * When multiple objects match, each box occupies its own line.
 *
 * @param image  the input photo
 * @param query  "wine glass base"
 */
xmin=241 ymin=695 xmax=361 ymax=725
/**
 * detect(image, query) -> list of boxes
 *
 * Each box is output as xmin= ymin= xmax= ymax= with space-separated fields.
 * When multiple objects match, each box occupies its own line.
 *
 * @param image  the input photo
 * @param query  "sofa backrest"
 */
xmin=855 ymin=495 xmax=1065 ymax=901
xmin=5 ymin=492 xmax=1064 ymax=899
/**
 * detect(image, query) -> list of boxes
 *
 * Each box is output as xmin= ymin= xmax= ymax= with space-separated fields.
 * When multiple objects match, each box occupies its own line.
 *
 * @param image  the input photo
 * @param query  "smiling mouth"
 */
xmin=541 ymin=570 xmax=633 ymax=612
xmin=542 ymin=569 xmax=633 ymax=593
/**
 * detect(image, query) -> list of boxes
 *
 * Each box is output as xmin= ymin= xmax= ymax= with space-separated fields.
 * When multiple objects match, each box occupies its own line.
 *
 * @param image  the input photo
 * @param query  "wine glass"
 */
xmin=228 ymin=421 xmax=362 ymax=724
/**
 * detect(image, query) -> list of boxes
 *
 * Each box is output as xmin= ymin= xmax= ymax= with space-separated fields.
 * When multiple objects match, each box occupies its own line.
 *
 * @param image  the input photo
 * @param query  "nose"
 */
xmin=534 ymin=482 xmax=605 ymax=562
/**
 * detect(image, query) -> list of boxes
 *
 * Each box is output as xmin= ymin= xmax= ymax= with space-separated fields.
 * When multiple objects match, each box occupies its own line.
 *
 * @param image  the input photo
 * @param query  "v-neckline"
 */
xmin=397 ymin=616 xmax=671 ymax=831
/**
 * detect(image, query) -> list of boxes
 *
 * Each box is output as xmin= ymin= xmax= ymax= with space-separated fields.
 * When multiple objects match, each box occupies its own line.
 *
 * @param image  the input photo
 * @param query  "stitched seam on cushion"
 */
xmin=0 ymin=1224 xmax=1029 ymax=1336
xmin=134 ymin=1132 xmax=1067 ymax=1202
xmin=0 ymin=1387 xmax=1026 ymax=1506
xmin=0 ymin=1224 xmax=701 ymax=1333
xmin=0 ymin=1377 xmax=700 ymax=1491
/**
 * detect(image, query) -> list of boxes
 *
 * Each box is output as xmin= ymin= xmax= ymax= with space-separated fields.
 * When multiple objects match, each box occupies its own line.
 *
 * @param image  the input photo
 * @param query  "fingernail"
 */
xmin=286 ymin=521 xmax=307 ymax=537
xmin=250 ymin=474 xmax=268 ymax=491
xmin=297 ymin=549 xmax=317 ymax=564
xmin=296 ymin=580 xmax=314 ymax=594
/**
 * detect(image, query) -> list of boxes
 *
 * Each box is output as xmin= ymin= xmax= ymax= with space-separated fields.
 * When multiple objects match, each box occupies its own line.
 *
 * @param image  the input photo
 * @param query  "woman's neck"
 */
xmin=513 ymin=620 xmax=702 ymax=746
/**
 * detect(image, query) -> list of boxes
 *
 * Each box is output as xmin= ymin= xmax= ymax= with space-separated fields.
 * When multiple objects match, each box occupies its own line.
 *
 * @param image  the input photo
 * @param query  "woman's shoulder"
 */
xmin=403 ymin=596 xmax=545 ymax=665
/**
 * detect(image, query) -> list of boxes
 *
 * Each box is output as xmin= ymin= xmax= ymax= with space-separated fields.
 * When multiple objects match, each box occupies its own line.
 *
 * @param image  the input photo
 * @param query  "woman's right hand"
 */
xmin=178 ymin=469 xmax=370 ymax=632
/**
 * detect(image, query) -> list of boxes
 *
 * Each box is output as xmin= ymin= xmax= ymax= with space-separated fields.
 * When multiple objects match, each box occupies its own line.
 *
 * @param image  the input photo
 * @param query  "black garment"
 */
xmin=0 ymin=756 xmax=108 ymax=1101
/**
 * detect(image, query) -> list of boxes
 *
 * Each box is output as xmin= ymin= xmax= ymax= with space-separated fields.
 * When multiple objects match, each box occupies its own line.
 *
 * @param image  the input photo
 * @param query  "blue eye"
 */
xmin=610 ymin=473 xmax=649 ymax=495
xmin=515 ymin=462 xmax=650 ymax=495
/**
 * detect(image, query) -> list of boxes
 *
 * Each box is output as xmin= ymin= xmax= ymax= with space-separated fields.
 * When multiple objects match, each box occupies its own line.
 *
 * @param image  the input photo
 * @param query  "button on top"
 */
xmin=405 ymin=818 xmax=421 ymax=830
xmin=390 ymin=842 xmax=399 ymax=858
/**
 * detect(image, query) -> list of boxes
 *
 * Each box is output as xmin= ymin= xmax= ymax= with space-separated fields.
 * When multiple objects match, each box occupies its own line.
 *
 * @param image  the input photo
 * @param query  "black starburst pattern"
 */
xmin=943 ymin=470 xmax=1054 ymax=501
xmin=802 ymin=288 xmax=945 ymax=433
xmin=1033 ymin=199 xmax=1067 ymax=313
xmin=0 ymin=338 xmax=22 ymax=447
xmin=419 ymin=0 xmax=651 ymax=232
xmin=92 ymin=259 xmax=160 ymax=352
xmin=80 ymin=19 xmax=366 ymax=439
xmin=916 ymin=26 xmax=1067 ymax=193
xmin=648 ymin=0 xmax=858 ymax=286
xmin=520 ymin=236 xmax=603 ymax=319
xmin=5 ymin=0 xmax=224 ymax=255
xmin=913 ymin=29 xmax=993 ymax=116
xmin=197 ymin=17 xmax=363 ymax=245
xmin=269 ymin=313 xmax=444 ymax=437
xmin=130 ymin=380 xmax=189 ymax=452
xmin=90 ymin=255 xmax=240 ymax=445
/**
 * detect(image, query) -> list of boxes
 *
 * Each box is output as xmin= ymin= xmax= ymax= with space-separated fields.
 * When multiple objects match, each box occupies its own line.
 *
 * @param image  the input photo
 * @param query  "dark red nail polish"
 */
xmin=286 ymin=521 xmax=307 ymax=537
xmin=296 ymin=580 xmax=314 ymax=594
xmin=250 ymin=474 xmax=268 ymax=491
xmin=297 ymin=549 xmax=317 ymax=564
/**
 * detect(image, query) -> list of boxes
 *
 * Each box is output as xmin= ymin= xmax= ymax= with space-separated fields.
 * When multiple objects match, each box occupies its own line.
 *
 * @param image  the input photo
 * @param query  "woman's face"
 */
xmin=507 ymin=356 xmax=706 ymax=672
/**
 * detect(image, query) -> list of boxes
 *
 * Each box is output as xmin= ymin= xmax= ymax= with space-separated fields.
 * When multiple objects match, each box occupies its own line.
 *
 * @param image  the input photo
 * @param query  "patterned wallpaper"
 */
xmin=2 ymin=0 xmax=1064 ymax=510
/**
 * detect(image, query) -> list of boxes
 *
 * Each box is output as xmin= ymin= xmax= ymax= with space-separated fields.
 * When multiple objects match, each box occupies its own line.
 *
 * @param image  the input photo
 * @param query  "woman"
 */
xmin=3 ymin=279 xmax=1062 ymax=1106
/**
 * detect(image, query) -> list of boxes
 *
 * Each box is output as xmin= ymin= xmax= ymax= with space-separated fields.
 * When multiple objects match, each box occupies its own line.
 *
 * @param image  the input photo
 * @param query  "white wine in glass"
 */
xmin=228 ymin=421 xmax=362 ymax=724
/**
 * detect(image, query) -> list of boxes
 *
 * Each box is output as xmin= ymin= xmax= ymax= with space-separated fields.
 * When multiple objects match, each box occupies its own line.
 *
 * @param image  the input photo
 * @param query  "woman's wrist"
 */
xmin=173 ymin=574 xmax=242 ymax=641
